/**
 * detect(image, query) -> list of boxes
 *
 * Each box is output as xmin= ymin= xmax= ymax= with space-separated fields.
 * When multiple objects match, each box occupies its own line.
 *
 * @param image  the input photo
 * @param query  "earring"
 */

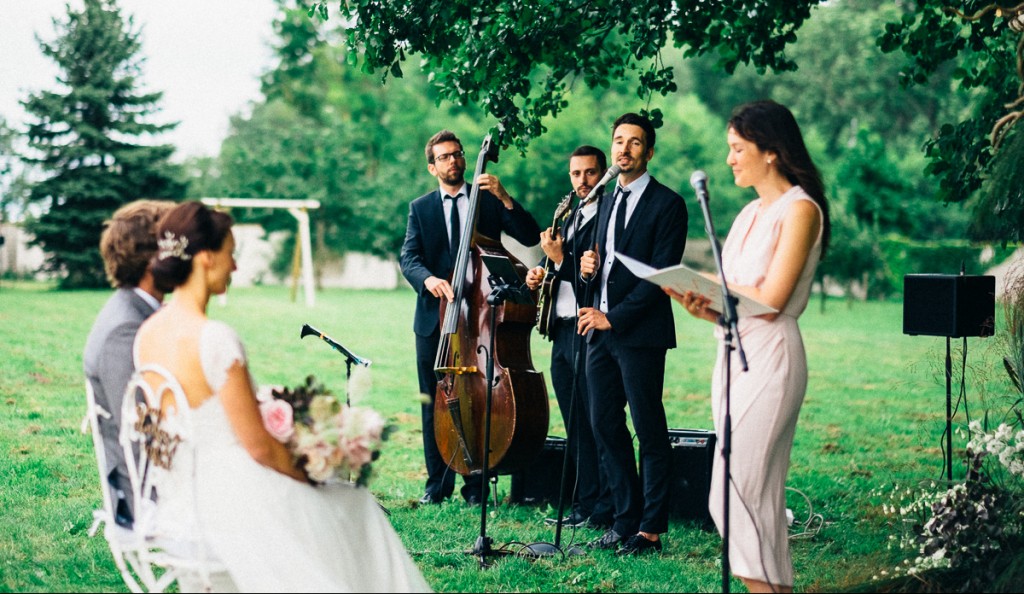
xmin=767 ymin=158 xmax=773 ymax=165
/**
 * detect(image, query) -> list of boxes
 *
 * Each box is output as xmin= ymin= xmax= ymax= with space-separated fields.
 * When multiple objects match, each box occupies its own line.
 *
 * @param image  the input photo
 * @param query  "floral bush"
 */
xmin=873 ymin=263 xmax=1024 ymax=592
xmin=876 ymin=423 xmax=1024 ymax=592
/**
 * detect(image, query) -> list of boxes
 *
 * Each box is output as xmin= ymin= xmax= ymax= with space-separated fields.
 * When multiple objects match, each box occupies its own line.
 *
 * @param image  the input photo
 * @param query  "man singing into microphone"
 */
xmin=578 ymin=113 xmax=688 ymax=555
xmin=525 ymin=145 xmax=614 ymax=530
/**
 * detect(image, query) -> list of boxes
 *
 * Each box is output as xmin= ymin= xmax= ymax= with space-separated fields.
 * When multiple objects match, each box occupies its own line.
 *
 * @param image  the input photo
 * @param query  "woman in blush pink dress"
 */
xmin=667 ymin=100 xmax=831 ymax=593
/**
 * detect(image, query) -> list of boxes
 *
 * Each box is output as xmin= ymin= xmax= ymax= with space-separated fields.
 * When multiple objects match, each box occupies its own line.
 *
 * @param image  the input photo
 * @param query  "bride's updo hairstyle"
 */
xmin=150 ymin=201 xmax=234 ymax=290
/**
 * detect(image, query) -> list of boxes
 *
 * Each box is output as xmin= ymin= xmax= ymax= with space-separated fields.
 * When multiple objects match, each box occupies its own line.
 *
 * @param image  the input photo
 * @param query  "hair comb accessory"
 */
xmin=157 ymin=231 xmax=191 ymax=261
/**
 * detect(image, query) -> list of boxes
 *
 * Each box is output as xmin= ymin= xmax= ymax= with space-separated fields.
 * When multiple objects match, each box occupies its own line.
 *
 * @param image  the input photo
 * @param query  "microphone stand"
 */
xmin=524 ymin=201 xmax=591 ymax=559
xmin=694 ymin=183 xmax=747 ymax=594
xmin=467 ymin=275 xmax=526 ymax=567
xmin=298 ymin=324 xmax=388 ymax=515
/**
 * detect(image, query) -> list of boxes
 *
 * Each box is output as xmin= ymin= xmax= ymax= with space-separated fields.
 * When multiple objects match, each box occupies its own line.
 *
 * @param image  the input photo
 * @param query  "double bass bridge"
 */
xmin=435 ymin=365 xmax=478 ymax=375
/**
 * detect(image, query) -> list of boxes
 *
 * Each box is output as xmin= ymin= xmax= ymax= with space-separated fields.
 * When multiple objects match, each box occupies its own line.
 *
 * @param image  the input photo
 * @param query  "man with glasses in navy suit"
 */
xmin=400 ymin=129 xmax=541 ymax=506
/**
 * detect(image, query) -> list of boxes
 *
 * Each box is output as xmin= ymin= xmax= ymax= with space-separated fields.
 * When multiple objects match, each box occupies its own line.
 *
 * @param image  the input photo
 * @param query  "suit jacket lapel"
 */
xmin=617 ymin=179 xmax=657 ymax=251
xmin=426 ymin=190 xmax=455 ymax=269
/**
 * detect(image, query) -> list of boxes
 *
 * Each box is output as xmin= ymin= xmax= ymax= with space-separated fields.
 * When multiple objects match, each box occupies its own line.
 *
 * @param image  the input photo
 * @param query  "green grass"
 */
xmin=0 ymin=282 xmax=1010 ymax=592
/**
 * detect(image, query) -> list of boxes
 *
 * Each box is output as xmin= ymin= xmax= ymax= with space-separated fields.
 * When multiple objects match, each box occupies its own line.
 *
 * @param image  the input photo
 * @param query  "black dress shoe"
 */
xmin=544 ymin=509 xmax=589 ymax=527
xmin=616 ymin=533 xmax=663 ymax=556
xmin=418 ymin=492 xmax=443 ymax=505
xmin=464 ymin=494 xmax=482 ymax=506
xmin=587 ymin=528 xmax=623 ymax=550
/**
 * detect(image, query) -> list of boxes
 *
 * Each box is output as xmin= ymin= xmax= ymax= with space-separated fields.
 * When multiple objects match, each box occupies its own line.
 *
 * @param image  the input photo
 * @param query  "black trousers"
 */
xmin=415 ymin=329 xmax=482 ymax=501
xmin=586 ymin=330 xmax=671 ymax=535
xmin=549 ymin=317 xmax=613 ymax=522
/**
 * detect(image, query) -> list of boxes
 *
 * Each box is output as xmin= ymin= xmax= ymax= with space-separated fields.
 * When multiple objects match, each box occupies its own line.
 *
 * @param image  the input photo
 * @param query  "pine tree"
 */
xmin=22 ymin=0 xmax=182 ymax=288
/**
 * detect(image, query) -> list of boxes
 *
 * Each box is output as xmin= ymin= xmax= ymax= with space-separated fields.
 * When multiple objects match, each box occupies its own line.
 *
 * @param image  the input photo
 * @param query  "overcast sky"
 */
xmin=0 ymin=0 xmax=279 ymax=160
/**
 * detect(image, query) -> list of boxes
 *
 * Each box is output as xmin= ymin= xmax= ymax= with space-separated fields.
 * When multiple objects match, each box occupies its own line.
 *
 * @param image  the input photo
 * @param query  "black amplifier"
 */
xmin=666 ymin=428 xmax=716 ymax=523
xmin=508 ymin=436 xmax=574 ymax=506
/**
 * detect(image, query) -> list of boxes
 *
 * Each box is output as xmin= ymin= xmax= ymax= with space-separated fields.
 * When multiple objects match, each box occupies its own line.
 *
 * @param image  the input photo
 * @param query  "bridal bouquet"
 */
xmin=257 ymin=374 xmax=392 ymax=486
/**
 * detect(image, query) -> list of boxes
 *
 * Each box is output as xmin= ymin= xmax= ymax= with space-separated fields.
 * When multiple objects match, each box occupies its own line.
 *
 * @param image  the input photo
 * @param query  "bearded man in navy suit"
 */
xmin=578 ymin=113 xmax=688 ymax=556
xmin=400 ymin=129 xmax=541 ymax=505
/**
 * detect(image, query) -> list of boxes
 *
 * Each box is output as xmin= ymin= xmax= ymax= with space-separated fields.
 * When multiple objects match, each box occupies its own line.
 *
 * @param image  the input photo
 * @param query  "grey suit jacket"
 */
xmin=83 ymin=287 xmax=158 ymax=526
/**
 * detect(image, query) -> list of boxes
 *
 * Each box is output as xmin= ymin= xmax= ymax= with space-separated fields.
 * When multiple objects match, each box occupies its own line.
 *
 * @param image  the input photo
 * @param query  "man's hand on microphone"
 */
xmin=580 ymin=247 xmax=599 ymax=279
xmin=577 ymin=307 xmax=611 ymax=333
xmin=424 ymin=276 xmax=454 ymax=302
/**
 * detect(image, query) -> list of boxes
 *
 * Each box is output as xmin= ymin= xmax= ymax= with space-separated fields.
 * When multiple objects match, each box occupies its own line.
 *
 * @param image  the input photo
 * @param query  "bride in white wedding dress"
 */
xmin=133 ymin=201 xmax=431 ymax=593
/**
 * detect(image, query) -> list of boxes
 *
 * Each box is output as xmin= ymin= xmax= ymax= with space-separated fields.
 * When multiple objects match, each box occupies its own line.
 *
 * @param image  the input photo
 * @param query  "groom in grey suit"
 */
xmin=83 ymin=200 xmax=173 ymax=528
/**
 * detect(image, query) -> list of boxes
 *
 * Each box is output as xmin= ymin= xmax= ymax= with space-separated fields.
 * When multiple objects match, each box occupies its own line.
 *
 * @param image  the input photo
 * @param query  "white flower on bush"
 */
xmin=968 ymin=421 xmax=1024 ymax=478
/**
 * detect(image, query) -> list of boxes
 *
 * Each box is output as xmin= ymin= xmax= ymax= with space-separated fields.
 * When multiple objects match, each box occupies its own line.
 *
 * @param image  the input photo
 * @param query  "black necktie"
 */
xmin=613 ymin=188 xmax=631 ymax=243
xmin=447 ymin=194 xmax=461 ymax=257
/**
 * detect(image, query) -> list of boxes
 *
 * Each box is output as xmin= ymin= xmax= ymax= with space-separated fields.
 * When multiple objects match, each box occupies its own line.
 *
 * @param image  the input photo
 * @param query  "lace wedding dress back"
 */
xmin=136 ymin=320 xmax=431 ymax=593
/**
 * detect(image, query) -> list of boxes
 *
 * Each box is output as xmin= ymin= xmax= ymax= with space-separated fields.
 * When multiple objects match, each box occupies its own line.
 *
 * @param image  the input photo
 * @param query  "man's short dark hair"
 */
xmin=425 ymin=130 xmax=463 ymax=163
xmin=612 ymin=112 xmax=656 ymax=149
xmin=570 ymin=145 xmax=608 ymax=171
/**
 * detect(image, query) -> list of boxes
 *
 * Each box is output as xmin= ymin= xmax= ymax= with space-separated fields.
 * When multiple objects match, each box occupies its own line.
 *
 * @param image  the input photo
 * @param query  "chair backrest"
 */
xmin=119 ymin=363 xmax=195 ymax=541
xmin=85 ymin=379 xmax=118 ymax=529
xmin=85 ymin=379 xmax=147 ymax=593
xmin=119 ymin=364 xmax=229 ymax=591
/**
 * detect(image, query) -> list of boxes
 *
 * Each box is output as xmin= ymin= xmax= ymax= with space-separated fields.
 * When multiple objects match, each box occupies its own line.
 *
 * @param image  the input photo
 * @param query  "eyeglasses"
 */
xmin=432 ymin=150 xmax=465 ymax=164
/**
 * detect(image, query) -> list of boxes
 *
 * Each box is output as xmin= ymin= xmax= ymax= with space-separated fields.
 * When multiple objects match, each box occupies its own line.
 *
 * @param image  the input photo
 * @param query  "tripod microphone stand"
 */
xmin=464 ymin=260 xmax=539 ymax=567
xmin=522 ymin=203 xmax=594 ymax=559
xmin=298 ymin=323 xmax=389 ymax=515
xmin=691 ymin=171 xmax=748 ymax=594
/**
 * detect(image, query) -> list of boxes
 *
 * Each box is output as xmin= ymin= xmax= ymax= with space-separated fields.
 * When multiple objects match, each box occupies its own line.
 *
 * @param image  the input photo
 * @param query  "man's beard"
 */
xmin=439 ymin=168 xmax=464 ymax=186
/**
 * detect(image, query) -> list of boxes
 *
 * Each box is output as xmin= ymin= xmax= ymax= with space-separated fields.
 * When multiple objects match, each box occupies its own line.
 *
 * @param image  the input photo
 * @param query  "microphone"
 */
xmin=579 ymin=164 xmax=622 ymax=206
xmin=690 ymin=170 xmax=710 ymax=203
xmin=300 ymin=323 xmax=371 ymax=367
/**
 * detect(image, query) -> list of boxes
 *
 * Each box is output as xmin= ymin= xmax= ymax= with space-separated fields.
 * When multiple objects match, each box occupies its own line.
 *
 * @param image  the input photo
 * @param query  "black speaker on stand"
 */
xmin=903 ymin=273 xmax=995 ymax=481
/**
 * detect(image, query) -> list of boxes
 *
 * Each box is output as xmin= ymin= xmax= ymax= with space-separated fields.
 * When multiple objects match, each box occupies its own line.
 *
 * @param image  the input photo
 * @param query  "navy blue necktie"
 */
xmin=447 ymin=194 xmax=461 ymax=258
xmin=613 ymin=188 xmax=631 ymax=243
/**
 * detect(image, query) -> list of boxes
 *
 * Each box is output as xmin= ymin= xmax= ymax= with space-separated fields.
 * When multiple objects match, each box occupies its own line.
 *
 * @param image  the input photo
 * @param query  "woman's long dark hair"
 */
xmin=728 ymin=100 xmax=831 ymax=258
xmin=150 ymin=201 xmax=234 ymax=291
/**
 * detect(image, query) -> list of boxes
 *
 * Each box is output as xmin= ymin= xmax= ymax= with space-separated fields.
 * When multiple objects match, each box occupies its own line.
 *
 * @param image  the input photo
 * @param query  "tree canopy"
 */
xmin=305 ymin=0 xmax=1023 ymax=247
xmin=307 ymin=0 xmax=822 ymax=151
xmin=878 ymin=0 xmax=1024 ymax=242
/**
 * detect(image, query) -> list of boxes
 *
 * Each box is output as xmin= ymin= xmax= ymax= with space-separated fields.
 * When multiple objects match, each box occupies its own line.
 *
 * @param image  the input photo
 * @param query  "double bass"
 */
xmin=433 ymin=134 xmax=549 ymax=477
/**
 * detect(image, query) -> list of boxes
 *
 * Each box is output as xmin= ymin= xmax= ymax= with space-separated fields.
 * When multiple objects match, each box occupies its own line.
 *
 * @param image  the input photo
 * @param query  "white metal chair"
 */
xmin=117 ymin=364 xmax=230 ymax=593
xmin=83 ymin=378 xmax=148 ymax=593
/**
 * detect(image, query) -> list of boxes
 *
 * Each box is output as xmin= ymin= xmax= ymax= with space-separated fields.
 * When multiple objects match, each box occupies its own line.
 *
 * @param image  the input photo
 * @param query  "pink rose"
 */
xmin=341 ymin=436 xmax=374 ymax=469
xmin=259 ymin=399 xmax=295 ymax=442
